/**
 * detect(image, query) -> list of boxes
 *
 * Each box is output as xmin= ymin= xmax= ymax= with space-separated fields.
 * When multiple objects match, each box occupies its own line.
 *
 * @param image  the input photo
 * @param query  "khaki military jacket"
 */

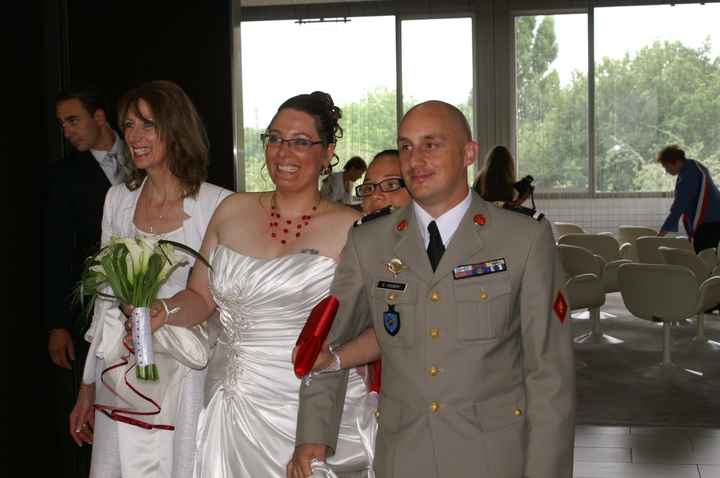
xmin=297 ymin=192 xmax=575 ymax=478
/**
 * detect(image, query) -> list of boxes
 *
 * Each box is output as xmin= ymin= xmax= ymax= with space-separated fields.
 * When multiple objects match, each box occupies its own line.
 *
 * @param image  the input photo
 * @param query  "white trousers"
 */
xmin=89 ymin=361 xmax=205 ymax=478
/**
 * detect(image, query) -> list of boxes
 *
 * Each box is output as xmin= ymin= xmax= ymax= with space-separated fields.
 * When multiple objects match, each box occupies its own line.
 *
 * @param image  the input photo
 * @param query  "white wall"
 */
xmin=540 ymin=196 xmax=673 ymax=234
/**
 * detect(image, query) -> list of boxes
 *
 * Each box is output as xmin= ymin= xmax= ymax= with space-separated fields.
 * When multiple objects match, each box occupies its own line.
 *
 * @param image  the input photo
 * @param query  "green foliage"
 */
xmin=516 ymin=16 xmax=720 ymax=192
xmin=244 ymin=87 xmax=475 ymax=191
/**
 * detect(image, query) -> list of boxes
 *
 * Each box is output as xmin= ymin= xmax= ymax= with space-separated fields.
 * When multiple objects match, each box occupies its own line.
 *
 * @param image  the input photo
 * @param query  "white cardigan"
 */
xmin=82 ymin=179 xmax=232 ymax=393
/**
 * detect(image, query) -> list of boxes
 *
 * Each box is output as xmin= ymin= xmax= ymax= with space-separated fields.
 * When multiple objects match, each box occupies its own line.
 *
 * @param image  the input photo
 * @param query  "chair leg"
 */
xmin=574 ymin=307 xmax=624 ymax=344
xmin=662 ymin=321 xmax=672 ymax=365
xmin=697 ymin=313 xmax=706 ymax=340
xmin=637 ymin=319 xmax=704 ymax=379
xmin=676 ymin=313 xmax=720 ymax=350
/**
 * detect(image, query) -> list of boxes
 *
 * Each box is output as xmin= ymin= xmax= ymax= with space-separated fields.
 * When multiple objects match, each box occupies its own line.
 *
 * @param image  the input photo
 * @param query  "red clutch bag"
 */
xmin=294 ymin=295 xmax=339 ymax=378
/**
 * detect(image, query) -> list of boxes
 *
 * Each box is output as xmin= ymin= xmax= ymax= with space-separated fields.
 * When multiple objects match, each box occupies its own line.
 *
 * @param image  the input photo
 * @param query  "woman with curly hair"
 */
xmin=147 ymin=91 xmax=376 ymax=477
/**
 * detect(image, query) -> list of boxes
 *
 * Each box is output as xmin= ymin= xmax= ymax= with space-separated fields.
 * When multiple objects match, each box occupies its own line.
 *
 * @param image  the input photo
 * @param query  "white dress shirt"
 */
xmin=90 ymin=129 xmax=126 ymax=185
xmin=413 ymin=189 xmax=472 ymax=249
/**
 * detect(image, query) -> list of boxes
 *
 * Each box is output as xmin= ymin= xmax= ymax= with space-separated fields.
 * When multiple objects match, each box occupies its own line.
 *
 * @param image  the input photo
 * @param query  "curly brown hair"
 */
xmin=271 ymin=91 xmax=343 ymax=146
xmin=118 ymin=80 xmax=208 ymax=197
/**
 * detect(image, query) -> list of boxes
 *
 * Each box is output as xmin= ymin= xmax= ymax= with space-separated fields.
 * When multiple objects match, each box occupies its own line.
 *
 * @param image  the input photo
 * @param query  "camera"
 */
xmin=513 ymin=175 xmax=535 ymax=197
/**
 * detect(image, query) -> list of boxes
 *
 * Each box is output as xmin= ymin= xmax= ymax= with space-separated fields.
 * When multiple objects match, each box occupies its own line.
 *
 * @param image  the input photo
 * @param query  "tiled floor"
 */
xmin=574 ymin=425 xmax=720 ymax=477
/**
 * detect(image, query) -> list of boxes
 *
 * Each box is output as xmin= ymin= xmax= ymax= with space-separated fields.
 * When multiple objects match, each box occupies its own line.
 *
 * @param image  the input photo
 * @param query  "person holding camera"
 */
xmin=473 ymin=145 xmax=542 ymax=221
xmin=473 ymin=145 xmax=531 ymax=207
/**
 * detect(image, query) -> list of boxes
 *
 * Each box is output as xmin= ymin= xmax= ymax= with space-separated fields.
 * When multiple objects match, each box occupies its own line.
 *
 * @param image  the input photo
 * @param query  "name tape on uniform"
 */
xmin=376 ymin=281 xmax=407 ymax=291
xmin=453 ymin=258 xmax=507 ymax=280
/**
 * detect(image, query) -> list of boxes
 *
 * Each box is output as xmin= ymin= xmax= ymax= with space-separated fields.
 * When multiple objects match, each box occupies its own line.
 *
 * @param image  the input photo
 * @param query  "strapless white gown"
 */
xmin=193 ymin=246 xmax=376 ymax=477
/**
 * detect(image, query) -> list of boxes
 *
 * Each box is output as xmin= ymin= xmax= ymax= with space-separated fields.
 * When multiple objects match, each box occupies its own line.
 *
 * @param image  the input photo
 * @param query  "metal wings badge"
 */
xmin=385 ymin=258 xmax=407 ymax=279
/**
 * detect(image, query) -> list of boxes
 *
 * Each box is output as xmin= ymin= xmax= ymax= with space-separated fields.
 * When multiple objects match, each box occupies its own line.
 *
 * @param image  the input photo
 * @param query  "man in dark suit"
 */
xmin=45 ymin=85 xmax=126 ymax=477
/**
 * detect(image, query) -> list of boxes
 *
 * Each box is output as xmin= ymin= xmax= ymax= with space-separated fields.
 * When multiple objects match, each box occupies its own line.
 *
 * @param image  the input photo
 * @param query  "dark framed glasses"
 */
xmin=355 ymin=177 xmax=406 ymax=197
xmin=260 ymin=133 xmax=323 ymax=151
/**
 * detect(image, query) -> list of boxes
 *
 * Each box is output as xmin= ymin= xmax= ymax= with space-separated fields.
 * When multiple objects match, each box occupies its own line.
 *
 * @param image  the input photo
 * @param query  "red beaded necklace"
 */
xmin=269 ymin=193 xmax=320 ymax=244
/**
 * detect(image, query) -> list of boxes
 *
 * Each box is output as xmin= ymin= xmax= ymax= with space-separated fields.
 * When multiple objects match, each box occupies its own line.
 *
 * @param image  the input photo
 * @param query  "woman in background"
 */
xmin=473 ymin=145 xmax=529 ymax=207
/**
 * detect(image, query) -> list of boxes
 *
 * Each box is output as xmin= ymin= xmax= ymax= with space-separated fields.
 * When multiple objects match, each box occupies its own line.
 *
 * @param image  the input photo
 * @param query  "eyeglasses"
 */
xmin=355 ymin=177 xmax=406 ymax=197
xmin=260 ymin=133 xmax=323 ymax=151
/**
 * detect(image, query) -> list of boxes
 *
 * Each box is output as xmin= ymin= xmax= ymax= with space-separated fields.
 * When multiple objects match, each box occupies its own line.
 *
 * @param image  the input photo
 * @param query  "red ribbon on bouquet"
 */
xmin=93 ymin=338 xmax=174 ymax=431
xmin=294 ymin=295 xmax=339 ymax=378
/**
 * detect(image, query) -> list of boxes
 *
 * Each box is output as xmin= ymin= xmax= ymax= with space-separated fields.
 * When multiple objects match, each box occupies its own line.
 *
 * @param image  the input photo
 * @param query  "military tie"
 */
xmin=427 ymin=220 xmax=445 ymax=272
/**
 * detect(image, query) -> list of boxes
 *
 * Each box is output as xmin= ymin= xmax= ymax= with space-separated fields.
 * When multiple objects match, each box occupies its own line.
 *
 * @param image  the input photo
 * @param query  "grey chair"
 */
xmin=617 ymin=226 xmax=657 ymax=261
xmin=635 ymin=236 xmax=693 ymax=264
xmin=698 ymin=247 xmax=719 ymax=272
xmin=659 ymin=246 xmax=720 ymax=350
xmin=558 ymin=244 xmax=621 ymax=344
xmin=553 ymin=222 xmax=584 ymax=241
xmin=558 ymin=233 xmax=630 ymax=294
xmin=618 ymin=263 xmax=720 ymax=377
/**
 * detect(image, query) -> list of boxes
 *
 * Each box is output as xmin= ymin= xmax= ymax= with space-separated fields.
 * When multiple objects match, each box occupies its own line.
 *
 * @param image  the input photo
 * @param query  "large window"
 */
xmin=401 ymin=17 xmax=475 ymax=131
xmin=239 ymin=14 xmax=477 ymax=192
xmin=515 ymin=4 xmax=720 ymax=194
xmin=241 ymin=17 xmax=396 ymax=192
xmin=595 ymin=4 xmax=720 ymax=192
xmin=514 ymin=14 xmax=588 ymax=192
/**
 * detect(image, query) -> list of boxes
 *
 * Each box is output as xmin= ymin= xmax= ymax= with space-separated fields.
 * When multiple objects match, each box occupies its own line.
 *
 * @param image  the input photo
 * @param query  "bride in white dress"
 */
xmin=153 ymin=92 xmax=375 ymax=477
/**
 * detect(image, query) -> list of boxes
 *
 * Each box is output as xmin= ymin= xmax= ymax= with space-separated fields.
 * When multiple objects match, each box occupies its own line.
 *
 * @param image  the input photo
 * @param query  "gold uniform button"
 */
xmin=387 ymin=292 xmax=397 ymax=302
xmin=430 ymin=328 xmax=440 ymax=338
xmin=428 ymin=366 xmax=439 ymax=377
xmin=374 ymin=410 xmax=380 ymax=418
xmin=431 ymin=401 xmax=440 ymax=413
xmin=430 ymin=291 xmax=440 ymax=302
xmin=479 ymin=291 xmax=489 ymax=301
xmin=514 ymin=408 xmax=523 ymax=417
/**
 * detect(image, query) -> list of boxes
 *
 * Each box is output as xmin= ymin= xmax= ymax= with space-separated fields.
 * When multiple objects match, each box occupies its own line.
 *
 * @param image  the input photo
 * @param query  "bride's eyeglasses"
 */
xmin=260 ymin=133 xmax=323 ymax=151
xmin=355 ymin=178 xmax=406 ymax=197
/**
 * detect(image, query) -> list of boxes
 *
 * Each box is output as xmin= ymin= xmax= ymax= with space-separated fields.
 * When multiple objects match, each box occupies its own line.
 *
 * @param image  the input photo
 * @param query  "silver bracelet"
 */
xmin=318 ymin=347 xmax=341 ymax=374
xmin=159 ymin=299 xmax=181 ymax=324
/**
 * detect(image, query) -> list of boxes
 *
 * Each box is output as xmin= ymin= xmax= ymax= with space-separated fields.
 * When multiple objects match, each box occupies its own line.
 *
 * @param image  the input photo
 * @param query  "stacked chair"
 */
xmin=635 ymin=236 xmax=693 ymax=264
xmin=658 ymin=246 xmax=720 ymax=351
xmin=618 ymin=263 xmax=720 ymax=377
xmin=553 ymin=222 xmax=584 ymax=241
xmin=558 ymin=244 xmax=621 ymax=345
xmin=557 ymin=233 xmax=630 ymax=295
xmin=617 ymin=225 xmax=657 ymax=261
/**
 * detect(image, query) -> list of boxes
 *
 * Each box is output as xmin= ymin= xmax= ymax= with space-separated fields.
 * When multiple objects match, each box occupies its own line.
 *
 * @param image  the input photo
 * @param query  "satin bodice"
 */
xmin=194 ymin=245 xmax=374 ymax=477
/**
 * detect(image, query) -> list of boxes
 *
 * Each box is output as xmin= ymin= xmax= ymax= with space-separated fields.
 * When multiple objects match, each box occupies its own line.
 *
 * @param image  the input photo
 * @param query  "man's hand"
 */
xmin=287 ymin=443 xmax=327 ymax=478
xmin=48 ymin=328 xmax=75 ymax=369
xmin=658 ymin=229 xmax=668 ymax=237
xmin=69 ymin=383 xmax=95 ymax=446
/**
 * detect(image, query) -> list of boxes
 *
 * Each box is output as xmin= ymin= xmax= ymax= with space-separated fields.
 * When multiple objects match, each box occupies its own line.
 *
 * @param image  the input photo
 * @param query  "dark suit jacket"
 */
xmin=43 ymin=151 xmax=111 ymax=332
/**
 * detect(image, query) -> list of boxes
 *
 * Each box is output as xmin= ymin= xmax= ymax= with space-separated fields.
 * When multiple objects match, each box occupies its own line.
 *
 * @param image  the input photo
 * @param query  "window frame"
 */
xmin=233 ymin=8 xmax=477 ymax=191
xmin=510 ymin=4 xmax=713 ymax=199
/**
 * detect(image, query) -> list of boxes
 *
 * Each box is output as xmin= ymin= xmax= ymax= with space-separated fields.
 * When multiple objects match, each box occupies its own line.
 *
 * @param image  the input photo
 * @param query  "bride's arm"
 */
xmin=147 ymin=204 xmax=224 ymax=331
xmin=309 ymin=327 xmax=381 ymax=371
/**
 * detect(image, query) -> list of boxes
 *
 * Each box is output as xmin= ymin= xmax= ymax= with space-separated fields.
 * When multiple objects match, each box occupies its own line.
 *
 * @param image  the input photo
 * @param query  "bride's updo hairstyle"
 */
xmin=271 ymin=91 xmax=343 ymax=146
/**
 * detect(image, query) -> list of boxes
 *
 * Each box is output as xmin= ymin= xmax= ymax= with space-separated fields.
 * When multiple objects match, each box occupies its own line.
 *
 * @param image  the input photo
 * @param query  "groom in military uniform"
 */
xmin=289 ymin=101 xmax=575 ymax=478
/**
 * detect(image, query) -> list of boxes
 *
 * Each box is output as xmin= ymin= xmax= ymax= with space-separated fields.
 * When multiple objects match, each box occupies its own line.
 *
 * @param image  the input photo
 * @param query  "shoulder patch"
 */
xmin=353 ymin=205 xmax=393 ymax=227
xmin=504 ymin=205 xmax=545 ymax=222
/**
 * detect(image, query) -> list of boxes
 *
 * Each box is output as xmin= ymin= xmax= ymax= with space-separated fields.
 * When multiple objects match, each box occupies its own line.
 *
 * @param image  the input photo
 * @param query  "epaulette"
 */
xmin=504 ymin=205 xmax=545 ymax=222
xmin=353 ymin=205 xmax=393 ymax=227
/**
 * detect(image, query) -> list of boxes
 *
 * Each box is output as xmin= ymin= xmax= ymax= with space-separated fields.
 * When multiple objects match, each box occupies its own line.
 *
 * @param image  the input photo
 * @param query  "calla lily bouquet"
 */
xmin=77 ymin=236 xmax=209 ymax=380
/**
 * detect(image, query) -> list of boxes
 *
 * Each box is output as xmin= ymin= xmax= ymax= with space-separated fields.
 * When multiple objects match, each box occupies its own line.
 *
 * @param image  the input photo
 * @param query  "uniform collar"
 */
xmin=413 ymin=189 xmax=472 ymax=248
